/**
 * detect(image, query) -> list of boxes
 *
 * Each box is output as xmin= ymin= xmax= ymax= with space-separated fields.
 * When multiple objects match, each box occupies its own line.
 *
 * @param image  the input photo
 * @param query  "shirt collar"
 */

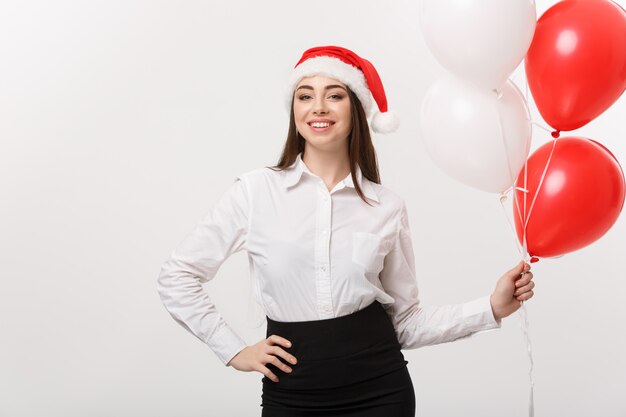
xmin=282 ymin=152 xmax=380 ymax=203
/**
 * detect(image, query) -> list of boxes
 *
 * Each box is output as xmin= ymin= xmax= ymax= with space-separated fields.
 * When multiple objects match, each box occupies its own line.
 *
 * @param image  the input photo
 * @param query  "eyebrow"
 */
xmin=296 ymin=84 xmax=348 ymax=92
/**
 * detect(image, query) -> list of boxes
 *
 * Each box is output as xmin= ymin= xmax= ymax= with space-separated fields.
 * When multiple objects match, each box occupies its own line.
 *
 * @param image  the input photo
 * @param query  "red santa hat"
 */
xmin=286 ymin=45 xmax=399 ymax=134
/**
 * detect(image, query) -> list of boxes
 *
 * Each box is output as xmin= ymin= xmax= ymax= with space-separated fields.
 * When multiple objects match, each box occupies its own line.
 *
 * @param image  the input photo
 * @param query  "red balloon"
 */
xmin=525 ymin=0 xmax=626 ymax=132
xmin=513 ymin=137 xmax=625 ymax=258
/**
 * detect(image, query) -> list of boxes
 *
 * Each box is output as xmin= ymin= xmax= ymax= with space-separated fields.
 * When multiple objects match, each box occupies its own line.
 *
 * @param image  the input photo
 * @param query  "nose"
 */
xmin=313 ymin=96 xmax=328 ymax=114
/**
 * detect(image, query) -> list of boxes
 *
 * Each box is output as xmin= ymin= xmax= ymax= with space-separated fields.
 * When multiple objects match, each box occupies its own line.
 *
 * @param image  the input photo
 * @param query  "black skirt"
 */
xmin=260 ymin=300 xmax=415 ymax=416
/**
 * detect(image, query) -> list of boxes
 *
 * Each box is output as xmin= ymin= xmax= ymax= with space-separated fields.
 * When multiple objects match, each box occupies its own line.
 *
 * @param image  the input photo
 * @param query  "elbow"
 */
xmin=155 ymin=258 xmax=207 ymax=303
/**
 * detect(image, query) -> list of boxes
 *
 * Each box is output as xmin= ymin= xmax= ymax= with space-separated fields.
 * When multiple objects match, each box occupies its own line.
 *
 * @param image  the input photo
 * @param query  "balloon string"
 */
xmin=523 ymin=140 xmax=528 ymax=256
xmin=498 ymin=191 xmax=528 ymax=259
xmin=499 ymin=143 xmax=562 ymax=417
xmin=519 ymin=301 xmax=535 ymax=417
xmin=523 ymin=137 xmax=559 ymax=232
xmin=493 ymin=88 xmax=519 ymax=189
xmin=498 ymin=193 xmax=535 ymax=417
xmin=513 ymin=123 xmax=558 ymax=417
xmin=515 ymin=134 xmax=529 ymax=259
xmin=523 ymin=71 xmax=529 ymax=104
xmin=531 ymin=121 xmax=553 ymax=133
xmin=497 ymin=76 xmax=536 ymax=415
xmin=494 ymin=80 xmax=530 ymax=259
xmin=519 ymin=68 xmax=535 ymax=416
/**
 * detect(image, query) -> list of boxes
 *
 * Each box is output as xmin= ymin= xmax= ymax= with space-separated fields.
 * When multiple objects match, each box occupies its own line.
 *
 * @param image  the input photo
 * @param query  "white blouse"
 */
xmin=157 ymin=152 xmax=501 ymax=366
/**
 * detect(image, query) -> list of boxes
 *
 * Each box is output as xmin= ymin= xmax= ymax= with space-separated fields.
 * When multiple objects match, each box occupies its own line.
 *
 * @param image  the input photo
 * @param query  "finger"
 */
xmin=259 ymin=365 xmax=279 ymax=383
xmin=268 ymin=355 xmax=293 ymax=374
xmin=515 ymin=272 xmax=534 ymax=287
xmin=516 ymin=290 xmax=534 ymax=301
xmin=270 ymin=345 xmax=298 ymax=365
xmin=514 ymin=281 xmax=535 ymax=296
xmin=267 ymin=334 xmax=292 ymax=348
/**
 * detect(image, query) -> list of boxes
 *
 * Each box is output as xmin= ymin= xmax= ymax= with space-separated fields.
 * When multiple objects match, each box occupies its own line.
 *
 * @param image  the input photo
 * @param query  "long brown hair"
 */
xmin=267 ymin=88 xmax=380 ymax=207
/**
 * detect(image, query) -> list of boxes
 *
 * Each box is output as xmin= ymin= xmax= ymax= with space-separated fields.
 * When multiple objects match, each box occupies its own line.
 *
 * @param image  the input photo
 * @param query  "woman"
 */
xmin=156 ymin=45 xmax=535 ymax=416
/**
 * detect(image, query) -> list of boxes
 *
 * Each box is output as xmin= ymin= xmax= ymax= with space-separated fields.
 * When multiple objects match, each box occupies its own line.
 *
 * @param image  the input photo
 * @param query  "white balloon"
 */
xmin=420 ymin=75 xmax=532 ymax=193
xmin=420 ymin=0 xmax=536 ymax=90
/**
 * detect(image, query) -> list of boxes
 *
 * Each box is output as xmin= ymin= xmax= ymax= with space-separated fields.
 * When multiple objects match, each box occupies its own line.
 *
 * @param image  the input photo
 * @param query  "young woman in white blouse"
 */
xmin=157 ymin=45 xmax=535 ymax=416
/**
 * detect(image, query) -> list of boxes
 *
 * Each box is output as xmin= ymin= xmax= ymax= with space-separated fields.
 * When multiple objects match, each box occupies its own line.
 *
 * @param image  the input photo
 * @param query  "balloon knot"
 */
xmin=530 ymin=256 xmax=539 ymax=263
xmin=551 ymin=130 xmax=560 ymax=139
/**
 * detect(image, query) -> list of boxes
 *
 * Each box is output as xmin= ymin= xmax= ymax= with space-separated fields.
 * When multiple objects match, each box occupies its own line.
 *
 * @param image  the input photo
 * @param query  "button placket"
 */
xmin=314 ymin=188 xmax=333 ymax=319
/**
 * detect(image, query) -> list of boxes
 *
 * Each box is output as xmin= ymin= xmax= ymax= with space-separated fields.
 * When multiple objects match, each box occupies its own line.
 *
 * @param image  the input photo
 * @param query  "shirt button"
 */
xmin=321 ymin=265 xmax=327 ymax=272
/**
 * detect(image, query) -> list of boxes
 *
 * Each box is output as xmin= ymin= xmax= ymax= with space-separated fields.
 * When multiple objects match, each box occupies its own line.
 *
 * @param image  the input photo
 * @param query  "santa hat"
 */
xmin=286 ymin=45 xmax=399 ymax=134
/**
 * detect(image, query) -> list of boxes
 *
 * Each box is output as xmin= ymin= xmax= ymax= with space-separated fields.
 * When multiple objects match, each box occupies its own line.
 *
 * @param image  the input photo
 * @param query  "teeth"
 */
xmin=311 ymin=122 xmax=331 ymax=128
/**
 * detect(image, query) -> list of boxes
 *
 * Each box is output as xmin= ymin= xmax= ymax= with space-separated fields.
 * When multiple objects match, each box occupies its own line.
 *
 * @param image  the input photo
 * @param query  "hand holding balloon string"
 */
xmin=490 ymin=261 xmax=535 ymax=322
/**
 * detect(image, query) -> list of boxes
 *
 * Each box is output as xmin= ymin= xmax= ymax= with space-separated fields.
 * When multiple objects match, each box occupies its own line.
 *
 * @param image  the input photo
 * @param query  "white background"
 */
xmin=1 ymin=1 xmax=624 ymax=416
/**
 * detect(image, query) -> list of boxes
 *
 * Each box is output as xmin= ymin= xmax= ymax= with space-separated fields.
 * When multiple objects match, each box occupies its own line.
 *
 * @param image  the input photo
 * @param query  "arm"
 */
xmin=378 ymin=200 xmax=501 ymax=349
xmin=156 ymin=176 xmax=250 ymax=366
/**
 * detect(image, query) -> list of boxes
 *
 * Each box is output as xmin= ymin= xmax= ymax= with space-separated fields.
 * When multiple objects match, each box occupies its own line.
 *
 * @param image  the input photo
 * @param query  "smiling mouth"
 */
xmin=308 ymin=121 xmax=335 ymax=130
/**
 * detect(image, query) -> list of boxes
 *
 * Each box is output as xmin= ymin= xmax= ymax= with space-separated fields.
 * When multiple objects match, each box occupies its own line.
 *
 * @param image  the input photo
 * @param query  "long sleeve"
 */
xmin=156 ymin=176 xmax=250 ymax=366
xmin=379 ymin=200 xmax=501 ymax=349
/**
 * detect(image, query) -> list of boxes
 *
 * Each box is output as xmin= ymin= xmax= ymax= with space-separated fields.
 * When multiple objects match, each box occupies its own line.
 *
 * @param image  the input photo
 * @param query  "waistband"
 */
xmin=264 ymin=300 xmax=407 ymax=389
xmin=265 ymin=300 xmax=401 ymax=361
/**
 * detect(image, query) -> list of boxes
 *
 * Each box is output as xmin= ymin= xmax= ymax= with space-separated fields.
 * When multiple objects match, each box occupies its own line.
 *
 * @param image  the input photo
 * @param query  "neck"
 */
xmin=301 ymin=146 xmax=351 ymax=190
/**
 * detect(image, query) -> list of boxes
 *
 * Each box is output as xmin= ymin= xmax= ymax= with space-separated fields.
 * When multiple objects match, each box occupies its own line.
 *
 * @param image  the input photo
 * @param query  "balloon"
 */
xmin=420 ymin=0 xmax=536 ymax=91
xmin=525 ymin=0 xmax=626 ymax=132
xmin=420 ymin=75 xmax=531 ymax=193
xmin=513 ymin=137 xmax=625 ymax=258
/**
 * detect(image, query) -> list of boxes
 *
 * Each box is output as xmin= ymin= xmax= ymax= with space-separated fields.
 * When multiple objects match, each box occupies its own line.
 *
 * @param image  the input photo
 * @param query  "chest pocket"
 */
xmin=351 ymin=232 xmax=391 ymax=274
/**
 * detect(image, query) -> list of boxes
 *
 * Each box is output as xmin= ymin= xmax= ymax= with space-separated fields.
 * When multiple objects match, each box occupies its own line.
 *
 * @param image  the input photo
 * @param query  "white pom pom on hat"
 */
xmin=286 ymin=45 xmax=399 ymax=134
xmin=371 ymin=110 xmax=400 ymax=134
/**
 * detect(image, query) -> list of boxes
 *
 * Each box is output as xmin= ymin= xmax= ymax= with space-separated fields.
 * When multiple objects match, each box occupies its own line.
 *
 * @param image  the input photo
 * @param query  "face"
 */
xmin=293 ymin=76 xmax=352 ymax=151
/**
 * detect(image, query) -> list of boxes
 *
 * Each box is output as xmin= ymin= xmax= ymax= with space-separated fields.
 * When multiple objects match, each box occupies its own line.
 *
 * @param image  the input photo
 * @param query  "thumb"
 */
xmin=506 ymin=260 xmax=526 ymax=279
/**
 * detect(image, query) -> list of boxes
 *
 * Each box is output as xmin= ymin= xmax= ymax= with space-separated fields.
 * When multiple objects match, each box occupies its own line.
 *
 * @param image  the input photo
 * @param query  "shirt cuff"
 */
xmin=461 ymin=295 xmax=502 ymax=336
xmin=206 ymin=321 xmax=248 ymax=366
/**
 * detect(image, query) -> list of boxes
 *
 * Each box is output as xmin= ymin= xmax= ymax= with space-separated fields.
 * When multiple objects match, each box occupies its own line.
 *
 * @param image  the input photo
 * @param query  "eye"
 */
xmin=298 ymin=94 xmax=312 ymax=101
xmin=328 ymin=94 xmax=344 ymax=100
